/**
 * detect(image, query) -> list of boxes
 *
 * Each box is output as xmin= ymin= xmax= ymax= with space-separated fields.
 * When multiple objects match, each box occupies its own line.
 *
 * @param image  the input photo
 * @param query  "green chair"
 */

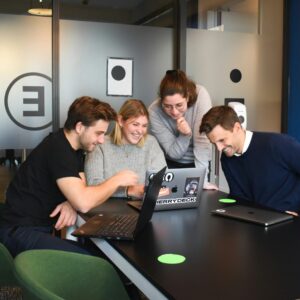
xmin=14 ymin=249 xmax=130 ymax=300
xmin=0 ymin=242 xmax=23 ymax=299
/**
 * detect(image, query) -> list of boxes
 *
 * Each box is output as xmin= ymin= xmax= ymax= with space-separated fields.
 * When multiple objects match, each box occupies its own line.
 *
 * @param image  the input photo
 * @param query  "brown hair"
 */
xmin=159 ymin=70 xmax=197 ymax=107
xmin=111 ymin=99 xmax=149 ymax=147
xmin=200 ymin=106 xmax=240 ymax=134
xmin=64 ymin=96 xmax=117 ymax=130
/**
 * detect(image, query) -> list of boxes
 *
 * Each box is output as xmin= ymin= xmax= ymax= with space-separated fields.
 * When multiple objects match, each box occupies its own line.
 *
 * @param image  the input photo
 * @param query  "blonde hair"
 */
xmin=111 ymin=99 xmax=149 ymax=147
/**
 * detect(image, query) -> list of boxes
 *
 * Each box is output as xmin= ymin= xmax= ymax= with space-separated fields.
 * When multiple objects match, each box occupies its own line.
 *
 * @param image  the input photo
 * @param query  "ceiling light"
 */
xmin=28 ymin=0 xmax=52 ymax=17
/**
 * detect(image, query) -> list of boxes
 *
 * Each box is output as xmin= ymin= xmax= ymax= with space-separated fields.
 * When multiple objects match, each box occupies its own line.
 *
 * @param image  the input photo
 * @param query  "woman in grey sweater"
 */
xmin=148 ymin=70 xmax=216 ymax=189
xmin=85 ymin=99 xmax=166 ymax=198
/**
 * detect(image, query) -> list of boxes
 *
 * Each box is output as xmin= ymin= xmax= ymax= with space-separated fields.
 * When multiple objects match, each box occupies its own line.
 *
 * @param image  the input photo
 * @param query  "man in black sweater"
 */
xmin=0 ymin=96 xmax=139 ymax=256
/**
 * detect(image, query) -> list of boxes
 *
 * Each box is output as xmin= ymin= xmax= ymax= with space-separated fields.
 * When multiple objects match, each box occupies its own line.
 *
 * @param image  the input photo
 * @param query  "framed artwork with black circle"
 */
xmin=107 ymin=57 xmax=133 ymax=96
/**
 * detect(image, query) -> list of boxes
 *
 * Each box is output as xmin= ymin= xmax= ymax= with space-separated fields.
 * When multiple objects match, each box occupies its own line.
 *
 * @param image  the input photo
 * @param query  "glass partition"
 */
xmin=0 ymin=0 xmax=52 ymax=155
xmin=185 ymin=0 xmax=283 ymax=191
xmin=58 ymin=0 xmax=174 ymax=126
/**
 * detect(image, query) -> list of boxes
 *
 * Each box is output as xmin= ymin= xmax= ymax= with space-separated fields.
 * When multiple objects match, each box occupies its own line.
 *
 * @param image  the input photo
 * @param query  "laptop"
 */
xmin=71 ymin=166 xmax=166 ymax=240
xmin=211 ymin=205 xmax=293 ymax=227
xmin=128 ymin=167 xmax=206 ymax=211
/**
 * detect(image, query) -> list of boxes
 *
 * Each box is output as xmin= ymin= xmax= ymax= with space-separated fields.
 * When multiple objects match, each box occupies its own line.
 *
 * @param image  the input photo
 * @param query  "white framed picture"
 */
xmin=107 ymin=57 xmax=133 ymax=96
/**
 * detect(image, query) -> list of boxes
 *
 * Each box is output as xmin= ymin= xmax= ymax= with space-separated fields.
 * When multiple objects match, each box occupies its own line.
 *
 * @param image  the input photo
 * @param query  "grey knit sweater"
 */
xmin=84 ymin=134 xmax=166 ymax=197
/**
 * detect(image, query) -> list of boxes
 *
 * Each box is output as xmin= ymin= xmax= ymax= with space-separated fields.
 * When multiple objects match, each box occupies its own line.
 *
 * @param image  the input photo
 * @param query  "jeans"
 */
xmin=0 ymin=225 xmax=92 ymax=257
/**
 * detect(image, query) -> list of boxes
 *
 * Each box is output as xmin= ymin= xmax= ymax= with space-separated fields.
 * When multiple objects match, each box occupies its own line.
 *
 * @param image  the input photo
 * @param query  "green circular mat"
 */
xmin=157 ymin=254 xmax=186 ymax=264
xmin=219 ymin=198 xmax=236 ymax=204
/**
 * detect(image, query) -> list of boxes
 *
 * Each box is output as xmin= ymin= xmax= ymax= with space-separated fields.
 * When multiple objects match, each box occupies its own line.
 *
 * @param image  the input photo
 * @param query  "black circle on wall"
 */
xmin=111 ymin=65 xmax=126 ymax=81
xmin=230 ymin=69 xmax=242 ymax=83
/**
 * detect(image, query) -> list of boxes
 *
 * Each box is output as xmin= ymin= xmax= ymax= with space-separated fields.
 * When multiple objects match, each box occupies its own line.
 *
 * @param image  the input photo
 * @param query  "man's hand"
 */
xmin=127 ymin=184 xmax=145 ymax=199
xmin=176 ymin=117 xmax=192 ymax=136
xmin=285 ymin=211 xmax=298 ymax=217
xmin=114 ymin=170 xmax=139 ymax=187
xmin=50 ymin=201 xmax=77 ymax=231
xmin=203 ymin=182 xmax=219 ymax=190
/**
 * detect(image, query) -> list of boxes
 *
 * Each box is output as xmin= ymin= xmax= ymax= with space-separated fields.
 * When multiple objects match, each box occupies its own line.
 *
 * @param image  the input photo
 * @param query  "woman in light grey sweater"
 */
xmin=148 ymin=70 xmax=216 ymax=189
xmin=85 ymin=99 xmax=166 ymax=198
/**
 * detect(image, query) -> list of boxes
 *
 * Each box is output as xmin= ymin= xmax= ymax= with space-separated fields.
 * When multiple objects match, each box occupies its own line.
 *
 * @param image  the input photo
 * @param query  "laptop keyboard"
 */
xmin=96 ymin=214 xmax=138 ymax=236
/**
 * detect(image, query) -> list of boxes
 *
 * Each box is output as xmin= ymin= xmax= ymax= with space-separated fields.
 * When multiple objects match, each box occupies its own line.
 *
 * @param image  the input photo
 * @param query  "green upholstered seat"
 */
xmin=14 ymin=249 xmax=130 ymax=300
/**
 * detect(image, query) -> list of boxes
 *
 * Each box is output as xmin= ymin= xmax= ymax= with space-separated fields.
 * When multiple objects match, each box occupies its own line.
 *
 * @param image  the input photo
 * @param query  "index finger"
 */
xmin=54 ymin=213 xmax=66 ymax=230
xmin=49 ymin=204 xmax=61 ymax=218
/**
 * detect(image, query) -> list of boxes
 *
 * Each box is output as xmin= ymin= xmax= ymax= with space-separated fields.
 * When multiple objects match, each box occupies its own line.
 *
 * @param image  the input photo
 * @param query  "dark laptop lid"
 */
xmin=211 ymin=205 xmax=293 ymax=227
xmin=133 ymin=166 xmax=166 ymax=236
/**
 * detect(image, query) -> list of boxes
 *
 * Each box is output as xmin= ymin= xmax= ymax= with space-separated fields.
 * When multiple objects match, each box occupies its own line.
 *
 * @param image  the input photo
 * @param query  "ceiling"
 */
xmin=60 ymin=0 xmax=145 ymax=10
xmin=0 ymin=0 xmax=258 ymax=26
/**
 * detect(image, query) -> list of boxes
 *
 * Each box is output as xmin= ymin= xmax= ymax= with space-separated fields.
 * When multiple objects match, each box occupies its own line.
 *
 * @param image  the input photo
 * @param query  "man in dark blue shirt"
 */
xmin=200 ymin=105 xmax=300 ymax=214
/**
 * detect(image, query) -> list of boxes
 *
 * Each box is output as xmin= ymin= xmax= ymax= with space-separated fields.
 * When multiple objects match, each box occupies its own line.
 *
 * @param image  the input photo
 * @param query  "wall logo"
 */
xmin=4 ymin=72 xmax=52 ymax=131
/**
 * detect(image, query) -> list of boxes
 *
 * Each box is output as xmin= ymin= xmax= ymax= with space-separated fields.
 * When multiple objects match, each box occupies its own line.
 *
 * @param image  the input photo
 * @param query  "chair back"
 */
xmin=15 ymin=249 xmax=130 ymax=300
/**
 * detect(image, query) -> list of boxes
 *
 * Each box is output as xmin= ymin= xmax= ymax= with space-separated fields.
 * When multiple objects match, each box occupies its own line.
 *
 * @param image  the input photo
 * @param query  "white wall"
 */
xmin=222 ymin=11 xmax=258 ymax=33
xmin=59 ymin=20 xmax=173 ymax=126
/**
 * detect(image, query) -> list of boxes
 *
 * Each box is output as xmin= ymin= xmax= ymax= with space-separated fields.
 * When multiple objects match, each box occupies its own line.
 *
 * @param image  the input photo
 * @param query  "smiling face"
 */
xmin=207 ymin=123 xmax=244 ymax=157
xmin=161 ymin=93 xmax=188 ymax=120
xmin=119 ymin=115 xmax=148 ymax=145
xmin=77 ymin=119 xmax=109 ymax=152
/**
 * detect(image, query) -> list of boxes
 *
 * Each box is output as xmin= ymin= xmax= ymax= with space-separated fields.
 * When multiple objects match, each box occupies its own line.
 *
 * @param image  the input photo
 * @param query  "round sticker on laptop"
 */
xmin=157 ymin=254 xmax=186 ymax=264
xmin=219 ymin=198 xmax=236 ymax=204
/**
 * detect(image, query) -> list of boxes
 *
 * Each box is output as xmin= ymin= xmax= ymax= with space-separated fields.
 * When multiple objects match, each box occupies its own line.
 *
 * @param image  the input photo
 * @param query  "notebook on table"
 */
xmin=128 ymin=167 xmax=206 ymax=211
xmin=72 ymin=166 xmax=166 ymax=240
xmin=211 ymin=205 xmax=293 ymax=227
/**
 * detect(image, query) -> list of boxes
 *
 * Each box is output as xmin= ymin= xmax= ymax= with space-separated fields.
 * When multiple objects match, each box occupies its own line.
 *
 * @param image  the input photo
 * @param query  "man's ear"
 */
xmin=233 ymin=121 xmax=242 ymax=133
xmin=75 ymin=121 xmax=84 ymax=134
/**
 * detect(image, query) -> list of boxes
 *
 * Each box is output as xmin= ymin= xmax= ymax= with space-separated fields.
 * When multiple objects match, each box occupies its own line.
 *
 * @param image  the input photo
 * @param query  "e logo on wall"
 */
xmin=107 ymin=57 xmax=133 ymax=97
xmin=4 ymin=72 xmax=52 ymax=131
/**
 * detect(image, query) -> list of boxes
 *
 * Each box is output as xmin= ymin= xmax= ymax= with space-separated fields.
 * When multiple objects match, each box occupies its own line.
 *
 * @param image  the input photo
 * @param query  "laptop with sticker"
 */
xmin=128 ymin=167 xmax=206 ymax=211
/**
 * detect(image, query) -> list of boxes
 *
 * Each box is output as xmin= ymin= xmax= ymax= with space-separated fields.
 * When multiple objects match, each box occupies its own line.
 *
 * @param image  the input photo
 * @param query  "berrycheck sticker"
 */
xmin=157 ymin=254 xmax=186 ymax=264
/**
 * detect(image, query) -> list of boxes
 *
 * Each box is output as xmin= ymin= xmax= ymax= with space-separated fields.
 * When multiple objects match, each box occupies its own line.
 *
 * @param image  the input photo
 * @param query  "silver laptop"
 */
xmin=72 ymin=166 xmax=166 ymax=240
xmin=211 ymin=205 xmax=293 ymax=227
xmin=128 ymin=167 xmax=206 ymax=211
